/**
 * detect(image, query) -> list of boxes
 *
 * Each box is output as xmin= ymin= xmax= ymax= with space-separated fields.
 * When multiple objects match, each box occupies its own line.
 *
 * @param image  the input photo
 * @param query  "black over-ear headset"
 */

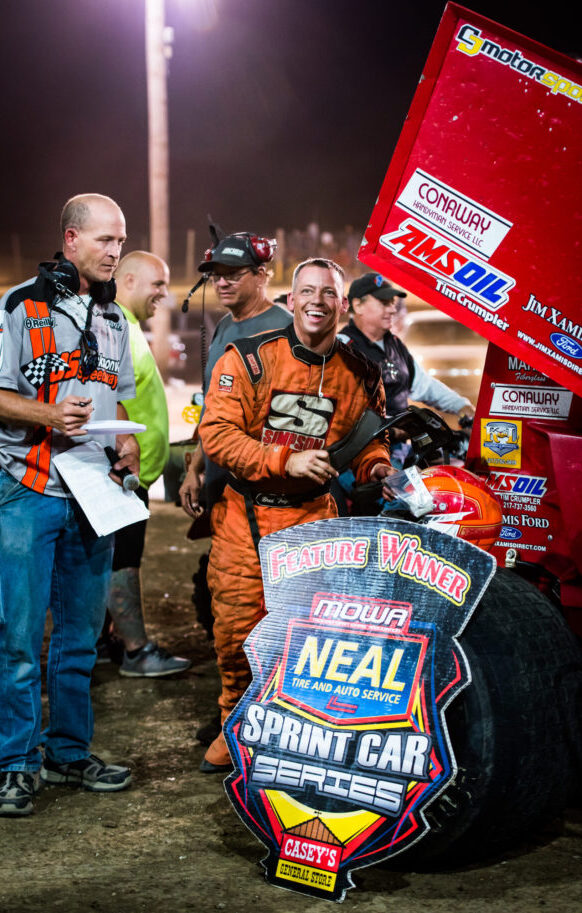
xmin=38 ymin=253 xmax=117 ymax=306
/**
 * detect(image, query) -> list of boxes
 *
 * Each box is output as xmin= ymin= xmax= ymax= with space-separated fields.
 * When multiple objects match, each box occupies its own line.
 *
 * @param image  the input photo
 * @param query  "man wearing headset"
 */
xmin=0 ymin=193 xmax=138 ymax=816
xmin=179 ymin=230 xmax=292 ymax=518
xmin=198 ymin=257 xmax=393 ymax=772
xmin=179 ymin=230 xmax=292 ymax=747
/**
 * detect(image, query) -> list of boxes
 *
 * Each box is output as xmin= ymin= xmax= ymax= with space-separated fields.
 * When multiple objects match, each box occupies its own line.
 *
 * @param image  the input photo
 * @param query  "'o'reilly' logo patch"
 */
xmin=218 ymin=373 xmax=234 ymax=391
xmin=25 ymin=316 xmax=54 ymax=329
xmin=499 ymin=526 xmax=522 ymax=540
xmin=550 ymin=333 xmax=582 ymax=359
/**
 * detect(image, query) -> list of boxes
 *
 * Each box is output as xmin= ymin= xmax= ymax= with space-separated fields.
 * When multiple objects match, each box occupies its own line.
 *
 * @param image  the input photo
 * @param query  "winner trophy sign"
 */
xmin=223 ymin=517 xmax=495 ymax=901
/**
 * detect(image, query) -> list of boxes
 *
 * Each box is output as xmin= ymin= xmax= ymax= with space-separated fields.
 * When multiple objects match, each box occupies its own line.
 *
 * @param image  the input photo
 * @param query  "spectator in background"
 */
xmin=104 ymin=251 xmax=191 ymax=678
xmin=179 ymin=232 xmax=292 ymax=517
xmin=179 ymin=230 xmax=292 ymax=746
xmin=338 ymin=273 xmax=474 ymax=463
xmin=272 ymin=291 xmax=292 ymax=310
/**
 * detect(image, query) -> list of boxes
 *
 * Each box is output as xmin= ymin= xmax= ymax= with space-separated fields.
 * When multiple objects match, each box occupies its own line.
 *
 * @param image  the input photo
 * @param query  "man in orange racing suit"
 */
xmin=198 ymin=258 xmax=394 ymax=771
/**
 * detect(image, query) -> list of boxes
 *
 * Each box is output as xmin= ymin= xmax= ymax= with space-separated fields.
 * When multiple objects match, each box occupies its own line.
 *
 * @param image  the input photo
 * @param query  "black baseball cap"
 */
xmin=348 ymin=273 xmax=407 ymax=303
xmin=198 ymin=234 xmax=260 ymax=273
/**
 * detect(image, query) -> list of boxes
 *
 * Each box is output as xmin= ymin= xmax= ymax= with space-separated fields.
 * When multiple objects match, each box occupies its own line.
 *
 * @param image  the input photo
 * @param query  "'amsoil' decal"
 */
xmin=380 ymin=218 xmax=514 ymax=311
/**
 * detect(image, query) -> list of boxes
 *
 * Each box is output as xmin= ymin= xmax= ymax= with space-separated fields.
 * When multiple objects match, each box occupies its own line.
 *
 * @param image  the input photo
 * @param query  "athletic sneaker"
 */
xmin=40 ymin=754 xmax=132 ymax=792
xmin=95 ymin=632 xmax=124 ymax=666
xmin=96 ymin=635 xmax=113 ymax=664
xmin=119 ymin=641 xmax=192 ymax=678
xmin=0 ymin=771 xmax=40 ymax=816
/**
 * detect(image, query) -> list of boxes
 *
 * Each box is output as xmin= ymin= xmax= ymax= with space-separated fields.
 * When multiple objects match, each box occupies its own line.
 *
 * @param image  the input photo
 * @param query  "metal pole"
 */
xmin=145 ymin=0 xmax=170 ymax=261
xmin=185 ymin=229 xmax=196 ymax=282
xmin=145 ymin=0 xmax=170 ymax=374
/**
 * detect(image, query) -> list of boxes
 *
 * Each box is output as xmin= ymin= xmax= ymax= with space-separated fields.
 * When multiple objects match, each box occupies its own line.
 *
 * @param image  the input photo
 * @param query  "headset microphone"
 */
xmin=182 ymin=274 xmax=209 ymax=313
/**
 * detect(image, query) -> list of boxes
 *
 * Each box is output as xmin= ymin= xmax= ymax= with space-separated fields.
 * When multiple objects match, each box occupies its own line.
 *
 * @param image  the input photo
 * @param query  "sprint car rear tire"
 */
xmin=401 ymin=568 xmax=582 ymax=863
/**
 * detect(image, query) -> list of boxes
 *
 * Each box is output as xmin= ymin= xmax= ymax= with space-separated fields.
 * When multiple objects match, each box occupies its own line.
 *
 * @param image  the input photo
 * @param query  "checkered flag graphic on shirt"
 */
xmin=21 ymin=353 xmax=70 ymax=389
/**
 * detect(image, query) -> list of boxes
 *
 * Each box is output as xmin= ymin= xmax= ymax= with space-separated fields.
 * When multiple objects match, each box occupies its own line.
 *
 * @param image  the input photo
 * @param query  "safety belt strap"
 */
xmin=327 ymin=409 xmax=391 ymax=474
xmin=240 ymin=487 xmax=262 ymax=556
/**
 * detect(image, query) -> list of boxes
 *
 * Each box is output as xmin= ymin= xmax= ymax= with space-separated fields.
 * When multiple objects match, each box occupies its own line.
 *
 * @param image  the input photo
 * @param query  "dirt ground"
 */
xmin=1 ymin=501 xmax=581 ymax=913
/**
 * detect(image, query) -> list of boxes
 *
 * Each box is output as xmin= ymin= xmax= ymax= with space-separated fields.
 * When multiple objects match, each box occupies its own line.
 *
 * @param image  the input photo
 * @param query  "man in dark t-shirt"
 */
xmin=179 ymin=231 xmax=292 ymax=515
xmin=178 ymin=231 xmax=292 ymax=750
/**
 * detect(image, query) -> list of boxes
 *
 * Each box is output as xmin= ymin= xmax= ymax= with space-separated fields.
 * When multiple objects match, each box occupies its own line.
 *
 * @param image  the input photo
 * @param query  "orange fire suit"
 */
xmin=199 ymin=324 xmax=391 ymax=727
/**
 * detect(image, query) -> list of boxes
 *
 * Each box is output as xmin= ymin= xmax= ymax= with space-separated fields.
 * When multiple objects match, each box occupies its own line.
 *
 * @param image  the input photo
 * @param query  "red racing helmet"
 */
xmin=420 ymin=465 xmax=503 ymax=552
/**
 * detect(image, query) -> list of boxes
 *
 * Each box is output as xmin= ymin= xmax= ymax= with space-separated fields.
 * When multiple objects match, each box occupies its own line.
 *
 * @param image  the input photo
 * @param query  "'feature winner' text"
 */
xmin=266 ymin=532 xmax=470 ymax=605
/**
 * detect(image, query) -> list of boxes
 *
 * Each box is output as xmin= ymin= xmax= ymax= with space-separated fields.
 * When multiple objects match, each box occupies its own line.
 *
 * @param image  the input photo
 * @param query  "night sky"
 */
xmin=0 ymin=0 xmax=575 ymax=268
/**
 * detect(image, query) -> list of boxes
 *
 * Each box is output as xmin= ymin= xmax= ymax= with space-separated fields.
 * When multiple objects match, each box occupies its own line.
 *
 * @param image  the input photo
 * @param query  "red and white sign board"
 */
xmin=359 ymin=3 xmax=582 ymax=397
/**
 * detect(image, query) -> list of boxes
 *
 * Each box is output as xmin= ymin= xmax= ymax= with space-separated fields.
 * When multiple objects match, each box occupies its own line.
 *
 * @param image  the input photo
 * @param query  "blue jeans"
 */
xmin=0 ymin=470 xmax=113 ymax=772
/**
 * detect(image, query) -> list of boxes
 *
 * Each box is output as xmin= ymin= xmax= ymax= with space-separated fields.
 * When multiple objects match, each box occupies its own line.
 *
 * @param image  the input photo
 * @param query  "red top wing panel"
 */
xmin=360 ymin=3 xmax=582 ymax=396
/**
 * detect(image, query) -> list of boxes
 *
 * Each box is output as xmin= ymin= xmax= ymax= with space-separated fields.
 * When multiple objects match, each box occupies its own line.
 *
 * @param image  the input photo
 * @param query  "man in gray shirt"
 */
xmin=0 ymin=193 xmax=139 ymax=816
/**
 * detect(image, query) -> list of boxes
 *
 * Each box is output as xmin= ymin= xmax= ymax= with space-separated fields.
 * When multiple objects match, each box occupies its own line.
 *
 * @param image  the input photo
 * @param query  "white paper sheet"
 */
xmin=81 ymin=419 xmax=147 ymax=434
xmin=54 ymin=441 xmax=149 ymax=537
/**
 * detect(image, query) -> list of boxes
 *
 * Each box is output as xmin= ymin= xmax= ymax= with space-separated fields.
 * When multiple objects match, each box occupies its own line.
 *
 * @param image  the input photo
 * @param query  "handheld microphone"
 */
xmin=104 ymin=446 xmax=140 ymax=492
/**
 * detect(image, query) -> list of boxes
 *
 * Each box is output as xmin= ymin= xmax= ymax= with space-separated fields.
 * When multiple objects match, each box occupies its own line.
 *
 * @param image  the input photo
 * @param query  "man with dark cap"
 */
xmin=179 ymin=231 xmax=292 ymax=748
xmin=272 ymin=292 xmax=292 ymax=310
xmin=338 ymin=272 xmax=474 ymax=422
xmin=179 ymin=232 xmax=292 ymax=517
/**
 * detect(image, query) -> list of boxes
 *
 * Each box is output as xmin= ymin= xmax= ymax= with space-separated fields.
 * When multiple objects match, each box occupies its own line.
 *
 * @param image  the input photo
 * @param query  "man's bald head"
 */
xmin=60 ymin=194 xmax=126 ymax=293
xmin=115 ymin=251 xmax=170 ymax=321
xmin=60 ymin=193 xmax=123 ymax=237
